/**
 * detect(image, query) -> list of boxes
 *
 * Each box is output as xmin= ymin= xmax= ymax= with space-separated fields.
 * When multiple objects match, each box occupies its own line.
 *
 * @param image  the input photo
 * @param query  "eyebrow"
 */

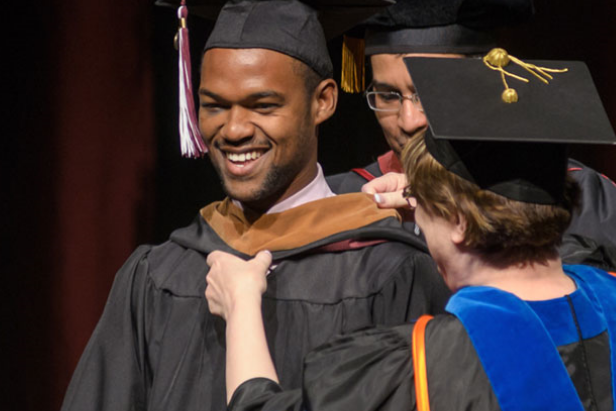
xmin=371 ymin=81 xmax=417 ymax=93
xmin=371 ymin=81 xmax=395 ymax=90
xmin=199 ymin=89 xmax=284 ymax=102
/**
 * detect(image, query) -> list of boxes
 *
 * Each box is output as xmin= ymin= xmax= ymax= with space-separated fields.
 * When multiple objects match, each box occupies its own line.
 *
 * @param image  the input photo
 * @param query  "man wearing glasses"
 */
xmin=326 ymin=0 xmax=517 ymax=193
xmin=327 ymin=0 xmax=616 ymax=268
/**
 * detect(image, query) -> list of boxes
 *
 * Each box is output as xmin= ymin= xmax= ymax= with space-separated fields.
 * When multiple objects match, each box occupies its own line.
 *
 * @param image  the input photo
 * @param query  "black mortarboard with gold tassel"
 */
xmin=405 ymin=54 xmax=616 ymax=205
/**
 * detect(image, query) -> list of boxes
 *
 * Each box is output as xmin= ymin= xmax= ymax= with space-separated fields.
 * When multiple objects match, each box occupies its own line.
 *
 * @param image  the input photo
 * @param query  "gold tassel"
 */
xmin=483 ymin=48 xmax=568 ymax=103
xmin=341 ymin=35 xmax=365 ymax=94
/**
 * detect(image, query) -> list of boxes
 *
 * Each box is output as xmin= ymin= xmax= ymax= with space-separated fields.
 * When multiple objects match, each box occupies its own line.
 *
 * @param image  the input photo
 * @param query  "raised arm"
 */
xmin=206 ymin=250 xmax=278 ymax=403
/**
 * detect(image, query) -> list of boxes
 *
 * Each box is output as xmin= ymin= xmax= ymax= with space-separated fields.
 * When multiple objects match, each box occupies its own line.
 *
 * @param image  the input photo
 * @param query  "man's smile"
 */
xmin=225 ymin=149 xmax=265 ymax=165
xmin=216 ymin=146 xmax=271 ymax=177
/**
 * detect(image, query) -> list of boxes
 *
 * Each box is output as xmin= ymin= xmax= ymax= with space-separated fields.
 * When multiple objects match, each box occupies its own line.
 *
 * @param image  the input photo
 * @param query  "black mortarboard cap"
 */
xmin=404 ymin=55 xmax=616 ymax=205
xmin=204 ymin=0 xmax=333 ymax=78
xmin=363 ymin=0 xmax=534 ymax=55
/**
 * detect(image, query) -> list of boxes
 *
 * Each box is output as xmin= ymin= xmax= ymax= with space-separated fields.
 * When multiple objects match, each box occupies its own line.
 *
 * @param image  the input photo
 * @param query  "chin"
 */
xmin=224 ymin=186 xmax=261 ymax=204
xmin=223 ymin=180 xmax=282 ymax=210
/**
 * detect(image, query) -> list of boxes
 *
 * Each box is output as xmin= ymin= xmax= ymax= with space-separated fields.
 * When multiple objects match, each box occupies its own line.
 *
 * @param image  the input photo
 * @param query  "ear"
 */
xmin=312 ymin=78 xmax=338 ymax=126
xmin=450 ymin=213 xmax=467 ymax=245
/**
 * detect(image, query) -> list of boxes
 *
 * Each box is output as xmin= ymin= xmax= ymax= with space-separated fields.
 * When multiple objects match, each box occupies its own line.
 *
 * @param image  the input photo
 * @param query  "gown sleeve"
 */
xmin=567 ymin=160 xmax=616 ymax=248
xmin=227 ymin=325 xmax=415 ymax=411
xmin=228 ymin=378 xmax=302 ymax=411
xmin=60 ymin=246 xmax=153 ymax=411
xmin=562 ymin=160 xmax=616 ymax=270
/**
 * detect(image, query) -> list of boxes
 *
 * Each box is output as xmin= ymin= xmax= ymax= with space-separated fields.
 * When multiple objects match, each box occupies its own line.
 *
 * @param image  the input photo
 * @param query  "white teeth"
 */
xmin=226 ymin=150 xmax=262 ymax=163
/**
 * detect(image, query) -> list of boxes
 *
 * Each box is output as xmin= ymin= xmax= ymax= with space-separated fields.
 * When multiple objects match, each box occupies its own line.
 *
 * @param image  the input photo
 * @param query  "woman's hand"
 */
xmin=205 ymin=250 xmax=272 ymax=321
xmin=362 ymin=172 xmax=409 ymax=209
xmin=206 ymin=250 xmax=279 ymax=403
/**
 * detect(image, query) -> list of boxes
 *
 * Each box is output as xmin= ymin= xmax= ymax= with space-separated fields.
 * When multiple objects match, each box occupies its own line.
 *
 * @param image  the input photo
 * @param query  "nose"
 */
xmin=221 ymin=106 xmax=255 ymax=144
xmin=397 ymin=99 xmax=427 ymax=135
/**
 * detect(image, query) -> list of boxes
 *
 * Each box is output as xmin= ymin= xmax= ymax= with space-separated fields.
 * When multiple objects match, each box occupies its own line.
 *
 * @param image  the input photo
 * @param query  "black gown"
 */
xmin=228 ymin=265 xmax=616 ymax=411
xmin=60 ymin=194 xmax=450 ymax=411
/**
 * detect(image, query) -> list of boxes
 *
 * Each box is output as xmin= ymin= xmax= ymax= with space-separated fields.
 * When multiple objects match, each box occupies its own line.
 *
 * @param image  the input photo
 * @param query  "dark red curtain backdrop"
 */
xmin=5 ymin=1 xmax=155 ymax=410
xmin=4 ymin=1 xmax=615 ymax=411
xmin=48 ymin=0 xmax=156 ymax=407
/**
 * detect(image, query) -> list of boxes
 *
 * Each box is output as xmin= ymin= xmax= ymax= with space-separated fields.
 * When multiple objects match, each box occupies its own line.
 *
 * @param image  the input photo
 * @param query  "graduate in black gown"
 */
xmin=206 ymin=55 xmax=616 ymax=410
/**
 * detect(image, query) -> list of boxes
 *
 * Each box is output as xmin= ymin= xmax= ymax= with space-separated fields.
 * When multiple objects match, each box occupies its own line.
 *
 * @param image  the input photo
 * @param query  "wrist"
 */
xmin=226 ymin=294 xmax=262 ymax=320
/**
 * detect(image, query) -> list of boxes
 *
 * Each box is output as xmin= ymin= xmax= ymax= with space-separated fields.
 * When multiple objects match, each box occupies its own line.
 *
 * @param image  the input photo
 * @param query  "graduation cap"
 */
xmin=363 ymin=0 xmax=534 ymax=55
xmin=404 ymin=52 xmax=616 ymax=205
xmin=340 ymin=0 xmax=533 ymax=92
xmin=156 ymin=0 xmax=394 ymax=157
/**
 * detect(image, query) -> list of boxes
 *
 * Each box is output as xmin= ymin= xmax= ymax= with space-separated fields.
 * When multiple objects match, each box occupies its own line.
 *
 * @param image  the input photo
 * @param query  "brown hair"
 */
xmin=402 ymin=132 xmax=580 ymax=266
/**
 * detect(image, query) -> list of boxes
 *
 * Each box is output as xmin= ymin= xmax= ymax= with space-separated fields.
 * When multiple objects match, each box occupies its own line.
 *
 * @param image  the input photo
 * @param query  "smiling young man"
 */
xmin=60 ymin=1 xmax=449 ymax=411
xmin=327 ymin=0 xmax=616 ymax=269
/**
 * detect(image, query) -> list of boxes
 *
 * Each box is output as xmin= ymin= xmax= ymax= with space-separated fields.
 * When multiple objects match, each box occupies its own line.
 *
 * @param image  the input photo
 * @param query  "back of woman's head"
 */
xmin=402 ymin=133 xmax=580 ymax=266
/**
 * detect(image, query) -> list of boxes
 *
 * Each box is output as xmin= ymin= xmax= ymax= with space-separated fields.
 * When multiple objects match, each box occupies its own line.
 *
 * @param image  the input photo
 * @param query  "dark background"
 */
xmin=4 ymin=1 xmax=615 ymax=410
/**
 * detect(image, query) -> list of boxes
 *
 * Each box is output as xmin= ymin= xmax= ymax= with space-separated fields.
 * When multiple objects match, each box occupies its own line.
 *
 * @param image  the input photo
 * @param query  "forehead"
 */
xmin=200 ymin=48 xmax=304 ymax=96
xmin=370 ymin=54 xmax=413 ymax=90
xmin=370 ymin=53 xmax=464 ymax=88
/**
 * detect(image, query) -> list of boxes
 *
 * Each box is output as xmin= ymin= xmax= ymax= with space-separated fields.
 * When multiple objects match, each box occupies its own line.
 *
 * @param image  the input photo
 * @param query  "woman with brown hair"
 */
xmin=205 ymin=55 xmax=616 ymax=411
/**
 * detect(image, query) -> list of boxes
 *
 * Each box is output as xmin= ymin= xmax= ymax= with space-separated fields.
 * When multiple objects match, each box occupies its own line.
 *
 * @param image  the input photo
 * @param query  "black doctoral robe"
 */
xmin=60 ymin=193 xmax=450 ymax=411
xmin=227 ymin=265 xmax=616 ymax=411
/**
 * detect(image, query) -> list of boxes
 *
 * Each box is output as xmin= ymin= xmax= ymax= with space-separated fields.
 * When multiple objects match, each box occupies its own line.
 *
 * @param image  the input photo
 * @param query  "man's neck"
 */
xmin=232 ymin=164 xmax=335 ymax=215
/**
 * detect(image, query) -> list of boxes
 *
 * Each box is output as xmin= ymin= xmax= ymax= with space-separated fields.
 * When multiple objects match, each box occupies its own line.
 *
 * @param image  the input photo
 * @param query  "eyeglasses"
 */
xmin=365 ymin=90 xmax=424 ymax=113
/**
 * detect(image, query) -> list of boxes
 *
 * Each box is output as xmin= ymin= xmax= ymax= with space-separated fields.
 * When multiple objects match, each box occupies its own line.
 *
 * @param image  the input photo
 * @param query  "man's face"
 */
xmin=370 ymin=53 xmax=462 ymax=158
xmin=199 ymin=48 xmax=319 ymax=212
